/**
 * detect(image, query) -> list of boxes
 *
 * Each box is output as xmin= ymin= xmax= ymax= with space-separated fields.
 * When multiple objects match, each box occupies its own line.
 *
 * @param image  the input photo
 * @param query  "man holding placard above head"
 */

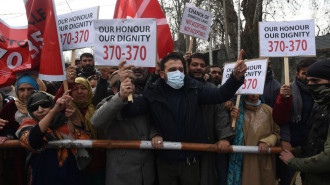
xmin=119 ymin=51 xmax=246 ymax=185
xmin=187 ymin=53 xmax=234 ymax=185
xmin=273 ymin=58 xmax=316 ymax=185
xmin=279 ymin=59 xmax=330 ymax=185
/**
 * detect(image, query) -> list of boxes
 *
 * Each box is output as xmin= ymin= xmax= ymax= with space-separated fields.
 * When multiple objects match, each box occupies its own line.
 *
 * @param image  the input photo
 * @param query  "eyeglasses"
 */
xmin=82 ymin=59 xmax=93 ymax=62
xmin=29 ymin=102 xmax=52 ymax=112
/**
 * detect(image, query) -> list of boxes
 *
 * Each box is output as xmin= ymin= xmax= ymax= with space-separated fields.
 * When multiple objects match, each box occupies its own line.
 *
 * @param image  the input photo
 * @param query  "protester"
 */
xmin=132 ymin=66 xmax=150 ymax=94
xmin=228 ymin=95 xmax=280 ymax=185
xmin=0 ymin=74 xmax=47 ymax=185
xmin=16 ymin=91 xmax=90 ymax=185
xmin=273 ymin=58 xmax=316 ymax=185
xmin=279 ymin=59 xmax=330 ymax=185
xmin=93 ymin=67 xmax=115 ymax=106
xmin=187 ymin=53 xmax=234 ymax=185
xmin=91 ymin=69 xmax=158 ymax=185
xmin=263 ymin=60 xmax=281 ymax=108
xmin=87 ymin=75 xmax=99 ymax=93
xmin=108 ymin=66 xmax=119 ymax=77
xmin=206 ymin=64 xmax=223 ymax=87
xmin=120 ymin=52 xmax=246 ymax=185
xmin=75 ymin=58 xmax=82 ymax=74
xmin=55 ymin=74 xmax=105 ymax=185
xmin=77 ymin=53 xmax=101 ymax=79
xmin=0 ymin=91 xmax=14 ymax=112
xmin=0 ymin=74 xmax=46 ymax=136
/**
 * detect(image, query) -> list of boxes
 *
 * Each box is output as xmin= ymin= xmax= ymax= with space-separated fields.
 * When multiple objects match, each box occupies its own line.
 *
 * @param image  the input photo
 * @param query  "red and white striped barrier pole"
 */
xmin=0 ymin=139 xmax=283 ymax=154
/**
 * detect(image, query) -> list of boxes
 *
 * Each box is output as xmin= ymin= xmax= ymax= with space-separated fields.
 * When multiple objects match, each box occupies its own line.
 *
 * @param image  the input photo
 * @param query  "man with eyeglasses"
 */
xmin=78 ymin=53 xmax=101 ymax=79
xmin=206 ymin=65 xmax=223 ymax=87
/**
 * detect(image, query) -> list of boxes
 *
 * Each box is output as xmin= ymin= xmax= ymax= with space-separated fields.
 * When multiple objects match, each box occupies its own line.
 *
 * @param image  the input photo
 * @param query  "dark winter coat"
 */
xmin=122 ymin=74 xmax=243 ymax=162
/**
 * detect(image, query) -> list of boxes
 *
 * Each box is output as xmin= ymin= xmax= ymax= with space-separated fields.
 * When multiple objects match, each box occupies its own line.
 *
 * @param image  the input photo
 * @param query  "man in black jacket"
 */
xmin=187 ymin=53 xmax=233 ymax=185
xmin=120 ymin=52 xmax=246 ymax=185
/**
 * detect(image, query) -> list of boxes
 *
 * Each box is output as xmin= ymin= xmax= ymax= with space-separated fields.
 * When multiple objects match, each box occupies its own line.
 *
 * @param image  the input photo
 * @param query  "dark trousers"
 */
xmin=157 ymin=157 xmax=200 ymax=185
xmin=215 ymin=153 xmax=229 ymax=185
xmin=277 ymin=157 xmax=297 ymax=185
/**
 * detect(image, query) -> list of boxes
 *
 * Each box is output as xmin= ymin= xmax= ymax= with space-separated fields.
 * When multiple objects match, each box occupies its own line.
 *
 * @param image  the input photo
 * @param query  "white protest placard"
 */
xmin=57 ymin=7 xmax=98 ymax=50
xmin=259 ymin=19 xmax=316 ymax=57
xmin=94 ymin=19 xmax=157 ymax=67
xmin=221 ymin=59 xmax=268 ymax=94
xmin=179 ymin=3 xmax=212 ymax=41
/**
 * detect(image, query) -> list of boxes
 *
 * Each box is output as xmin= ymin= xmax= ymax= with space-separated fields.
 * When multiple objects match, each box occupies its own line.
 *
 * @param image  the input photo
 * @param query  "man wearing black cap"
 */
xmin=279 ymin=59 xmax=330 ymax=185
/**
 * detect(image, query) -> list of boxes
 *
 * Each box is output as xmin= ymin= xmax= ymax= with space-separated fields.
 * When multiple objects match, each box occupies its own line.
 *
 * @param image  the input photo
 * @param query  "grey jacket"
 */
xmin=91 ymin=93 xmax=157 ymax=185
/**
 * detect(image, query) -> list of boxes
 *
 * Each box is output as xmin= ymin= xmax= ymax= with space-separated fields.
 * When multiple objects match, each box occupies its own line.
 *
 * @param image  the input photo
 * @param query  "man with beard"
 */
xmin=93 ymin=64 xmax=149 ymax=106
xmin=131 ymin=67 xmax=150 ymax=94
xmin=77 ymin=53 xmax=101 ymax=79
xmin=279 ymin=59 xmax=330 ymax=185
xmin=206 ymin=65 xmax=223 ymax=87
xmin=120 ymin=52 xmax=246 ymax=185
xmin=187 ymin=53 xmax=234 ymax=185
xmin=273 ymin=58 xmax=316 ymax=185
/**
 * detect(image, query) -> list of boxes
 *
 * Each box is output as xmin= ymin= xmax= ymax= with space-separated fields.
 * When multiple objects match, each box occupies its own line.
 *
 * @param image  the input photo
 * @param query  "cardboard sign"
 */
xmin=179 ymin=3 xmax=212 ymax=40
xmin=221 ymin=59 xmax=268 ymax=95
xmin=259 ymin=20 xmax=316 ymax=57
xmin=94 ymin=19 xmax=157 ymax=67
xmin=58 ymin=7 xmax=98 ymax=50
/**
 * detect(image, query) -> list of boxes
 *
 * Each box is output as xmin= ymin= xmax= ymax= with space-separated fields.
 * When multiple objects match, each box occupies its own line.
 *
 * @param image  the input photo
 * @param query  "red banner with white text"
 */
xmin=0 ymin=0 xmax=66 ymax=87
xmin=0 ymin=20 xmax=29 ymax=87
xmin=25 ymin=0 xmax=66 ymax=81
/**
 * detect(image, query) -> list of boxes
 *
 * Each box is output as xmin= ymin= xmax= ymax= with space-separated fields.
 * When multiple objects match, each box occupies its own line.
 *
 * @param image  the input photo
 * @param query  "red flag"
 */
xmin=25 ymin=0 xmax=66 ymax=81
xmin=0 ymin=21 xmax=29 ymax=87
xmin=114 ymin=0 xmax=174 ymax=60
xmin=0 ymin=0 xmax=66 ymax=87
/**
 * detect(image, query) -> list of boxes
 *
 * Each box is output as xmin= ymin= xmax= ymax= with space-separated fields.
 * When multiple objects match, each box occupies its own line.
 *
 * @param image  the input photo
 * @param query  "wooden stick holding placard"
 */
xmin=284 ymin=57 xmax=290 ymax=85
xmin=284 ymin=57 xmax=291 ymax=98
xmin=231 ymin=49 xmax=244 ymax=129
xmin=188 ymin=36 xmax=194 ymax=53
xmin=231 ymin=95 xmax=241 ymax=129
xmin=63 ymin=49 xmax=76 ymax=92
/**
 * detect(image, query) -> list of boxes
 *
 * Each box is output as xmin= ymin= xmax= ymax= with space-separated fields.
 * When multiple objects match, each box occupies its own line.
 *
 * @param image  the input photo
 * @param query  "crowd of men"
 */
xmin=0 ymin=51 xmax=329 ymax=185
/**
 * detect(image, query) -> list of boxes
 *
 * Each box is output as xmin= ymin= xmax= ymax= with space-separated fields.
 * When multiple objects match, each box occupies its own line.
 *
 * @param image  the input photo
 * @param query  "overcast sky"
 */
xmin=0 ymin=0 xmax=328 ymax=27
xmin=0 ymin=0 xmax=116 ymax=26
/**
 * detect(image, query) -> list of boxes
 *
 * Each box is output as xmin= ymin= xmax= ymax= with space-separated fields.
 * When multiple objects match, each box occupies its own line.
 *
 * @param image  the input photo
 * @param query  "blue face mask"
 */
xmin=166 ymin=70 xmax=185 ymax=89
xmin=246 ymin=99 xmax=261 ymax=107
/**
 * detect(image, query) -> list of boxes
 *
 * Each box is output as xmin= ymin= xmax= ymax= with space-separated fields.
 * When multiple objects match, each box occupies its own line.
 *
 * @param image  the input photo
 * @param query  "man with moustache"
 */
xmin=279 ymin=59 xmax=330 ymax=185
xmin=206 ymin=65 xmax=223 ymax=87
xmin=131 ymin=67 xmax=150 ymax=94
xmin=188 ymin=53 xmax=234 ymax=185
xmin=120 ymin=52 xmax=246 ymax=185
xmin=77 ymin=53 xmax=101 ymax=79
xmin=273 ymin=58 xmax=316 ymax=185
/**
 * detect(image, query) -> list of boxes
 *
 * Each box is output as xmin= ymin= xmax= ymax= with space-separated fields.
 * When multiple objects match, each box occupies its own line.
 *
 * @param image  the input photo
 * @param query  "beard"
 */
xmin=297 ymin=77 xmax=307 ymax=85
xmin=213 ymin=78 xmax=221 ymax=85
xmin=83 ymin=64 xmax=94 ymax=72
xmin=189 ymin=70 xmax=204 ymax=81
xmin=133 ymin=68 xmax=148 ymax=83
